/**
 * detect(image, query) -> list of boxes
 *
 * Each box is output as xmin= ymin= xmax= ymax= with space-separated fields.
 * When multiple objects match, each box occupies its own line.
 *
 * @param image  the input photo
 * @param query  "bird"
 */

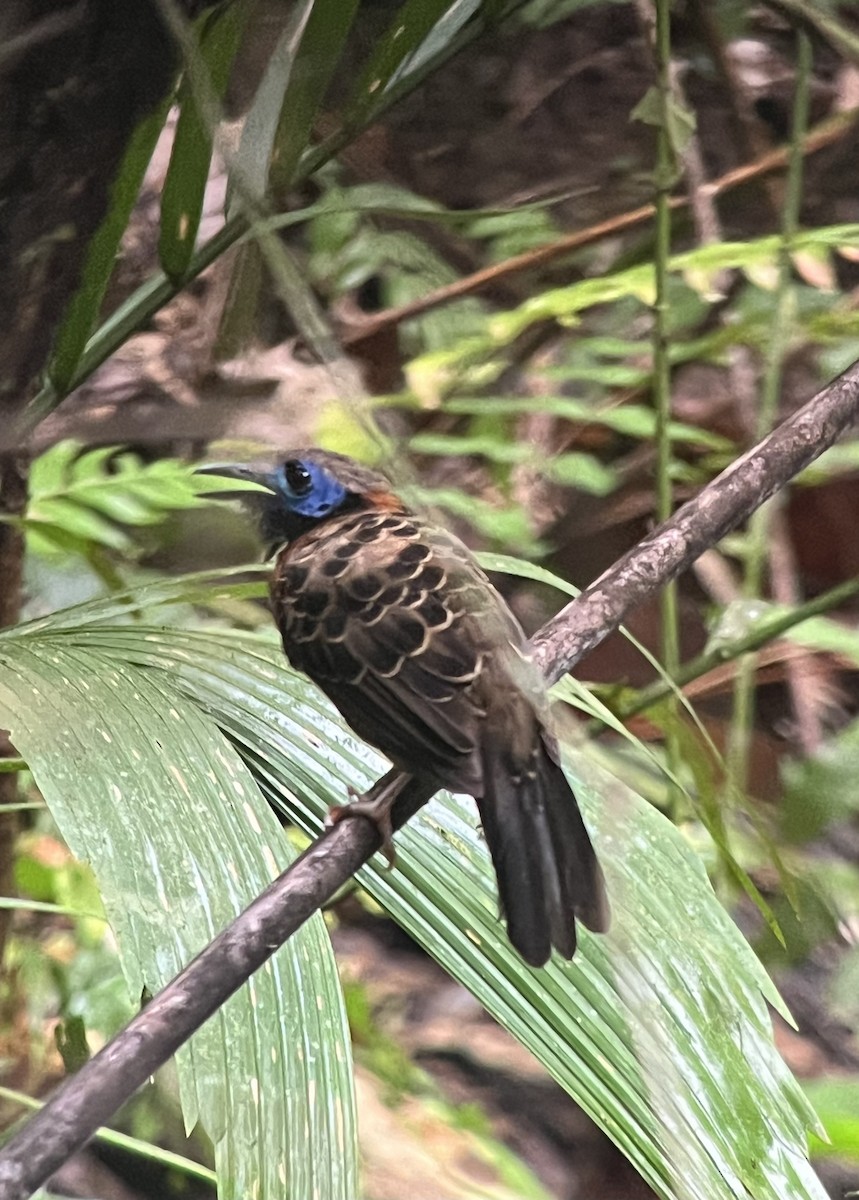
xmin=202 ymin=449 xmax=608 ymax=966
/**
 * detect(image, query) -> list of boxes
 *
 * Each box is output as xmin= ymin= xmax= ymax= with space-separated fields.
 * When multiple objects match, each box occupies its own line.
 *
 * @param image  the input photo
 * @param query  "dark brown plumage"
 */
xmin=207 ymin=449 xmax=609 ymax=966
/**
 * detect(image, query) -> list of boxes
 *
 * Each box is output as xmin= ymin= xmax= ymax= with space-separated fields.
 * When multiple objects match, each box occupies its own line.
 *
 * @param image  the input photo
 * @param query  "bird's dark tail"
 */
xmin=476 ymin=737 xmax=609 ymax=967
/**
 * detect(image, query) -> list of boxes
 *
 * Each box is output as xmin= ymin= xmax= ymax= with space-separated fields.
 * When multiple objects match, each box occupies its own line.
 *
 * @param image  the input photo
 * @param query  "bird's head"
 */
xmin=197 ymin=449 xmax=397 ymax=548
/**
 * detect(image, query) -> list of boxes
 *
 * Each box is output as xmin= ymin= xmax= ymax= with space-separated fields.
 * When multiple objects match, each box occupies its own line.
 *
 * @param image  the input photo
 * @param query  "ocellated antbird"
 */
xmin=203 ymin=450 xmax=608 ymax=966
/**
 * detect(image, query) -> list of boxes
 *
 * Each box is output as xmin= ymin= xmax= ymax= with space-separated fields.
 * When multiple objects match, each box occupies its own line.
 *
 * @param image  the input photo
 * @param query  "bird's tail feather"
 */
xmin=477 ymin=744 xmax=608 ymax=967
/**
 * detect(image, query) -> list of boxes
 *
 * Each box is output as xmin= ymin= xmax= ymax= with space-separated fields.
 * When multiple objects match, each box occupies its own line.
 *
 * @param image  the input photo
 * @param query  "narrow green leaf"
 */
xmin=67 ymin=486 xmax=160 ymax=526
xmin=233 ymin=0 xmax=359 ymax=203
xmin=29 ymin=441 xmax=85 ymax=495
xmin=409 ymin=432 xmax=532 ymax=463
xmin=0 ymin=1085 xmax=217 ymax=1184
xmin=15 ymin=565 xmax=269 ymax=634
xmin=69 ymin=445 xmax=121 ymax=482
xmin=220 ymin=0 xmax=359 ymax=359
xmin=267 ymin=0 xmax=360 ymax=195
xmin=345 ymin=0 xmax=459 ymax=127
xmin=213 ymin=240 xmax=264 ymax=359
xmin=388 ymin=0 xmax=485 ymax=89
xmin=433 ymin=395 xmax=732 ymax=450
xmin=0 ymin=898 xmax=101 ymax=918
xmin=232 ymin=0 xmax=315 ymax=199
xmin=49 ymin=99 xmax=172 ymax=393
xmin=787 ymin=611 xmax=859 ymax=667
xmin=26 ymin=499 xmax=132 ymax=551
xmin=160 ymin=1 xmax=250 ymax=282
xmin=21 ymin=522 xmax=93 ymax=561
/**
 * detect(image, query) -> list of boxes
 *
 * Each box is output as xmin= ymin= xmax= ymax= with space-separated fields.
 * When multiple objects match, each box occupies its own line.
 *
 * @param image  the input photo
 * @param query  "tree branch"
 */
xmin=532 ymin=357 xmax=859 ymax=682
xmin=2 ymin=358 xmax=859 ymax=1199
xmin=336 ymin=106 xmax=858 ymax=348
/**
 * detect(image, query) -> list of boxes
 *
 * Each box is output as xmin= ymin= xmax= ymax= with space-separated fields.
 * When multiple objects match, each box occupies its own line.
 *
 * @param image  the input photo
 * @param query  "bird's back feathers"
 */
xmin=271 ymin=499 xmax=608 ymax=964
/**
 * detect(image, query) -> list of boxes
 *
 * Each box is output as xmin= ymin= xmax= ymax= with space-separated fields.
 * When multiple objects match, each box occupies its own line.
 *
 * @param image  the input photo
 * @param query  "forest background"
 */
xmin=3 ymin=2 xmax=859 ymax=1198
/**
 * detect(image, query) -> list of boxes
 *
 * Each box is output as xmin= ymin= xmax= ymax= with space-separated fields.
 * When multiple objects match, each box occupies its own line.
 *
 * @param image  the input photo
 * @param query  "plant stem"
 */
xmin=651 ymin=0 xmax=682 ymax=812
xmin=598 ymin=574 xmax=859 ymax=728
xmin=727 ymin=30 xmax=812 ymax=796
xmin=0 ymin=759 xmax=27 ymax=774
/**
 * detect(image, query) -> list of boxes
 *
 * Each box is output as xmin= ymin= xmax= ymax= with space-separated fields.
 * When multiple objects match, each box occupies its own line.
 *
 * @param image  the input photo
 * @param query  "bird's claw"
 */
xmin=327 ymin=792 xmax=397 ymax=868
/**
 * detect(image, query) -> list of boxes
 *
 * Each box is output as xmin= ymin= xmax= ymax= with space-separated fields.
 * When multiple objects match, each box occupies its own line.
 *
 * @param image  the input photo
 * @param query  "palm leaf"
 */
xmin=0 ymin=575 xmax=827 ymax=1200
xmin=0 ymin=626 xmax=357 ymax=1200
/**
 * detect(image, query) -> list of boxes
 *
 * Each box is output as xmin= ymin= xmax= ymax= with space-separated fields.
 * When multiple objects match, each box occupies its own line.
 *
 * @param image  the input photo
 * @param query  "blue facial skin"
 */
xmin=261 ymin=460 xmax=355 ymax=548
xmin=274 ymin=460 xmax=348 ymax=519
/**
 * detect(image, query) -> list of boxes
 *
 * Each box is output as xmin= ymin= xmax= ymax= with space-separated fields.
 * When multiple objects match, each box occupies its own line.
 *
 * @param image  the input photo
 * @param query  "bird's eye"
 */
xmin=283 ymin=460 xmax=313 ymax=495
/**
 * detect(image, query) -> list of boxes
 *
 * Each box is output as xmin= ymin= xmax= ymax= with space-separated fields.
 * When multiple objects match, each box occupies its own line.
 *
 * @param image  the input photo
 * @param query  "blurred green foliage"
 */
xmin=7 ymin=1 xmax=859 ymax=1198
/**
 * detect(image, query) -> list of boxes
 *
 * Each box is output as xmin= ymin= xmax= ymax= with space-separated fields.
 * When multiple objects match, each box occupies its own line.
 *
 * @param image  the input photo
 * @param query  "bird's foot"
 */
xmin=326 ymin=772 xmax=411 ymax=868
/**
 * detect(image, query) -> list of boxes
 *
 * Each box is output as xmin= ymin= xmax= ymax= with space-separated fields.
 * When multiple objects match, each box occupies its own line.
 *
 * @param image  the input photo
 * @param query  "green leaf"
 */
xmin=7 ymin=559 xmax=824 ymax=1200
xmin=18 ymin=564 xmax=269 ymax=633
xmin=264 ymin=0 xmax=360 ymax=196
xmin=2 ymin=562 xmax=828 ymax=1198
xmin=782 ymin=716 xmax=859 ymax=842
xmin=409 ymin=432 xmax=533 ymax=464
xmin=345 ymin=0 xmax=461 ymax=128
xmin=389 ymin=0 xmax=487 ymax=86
xmin=23 ymin=443 xmax=262 ymax=562
xmin=107 ymin=621 xmax=825 ymax=1200
xmin=233 ymin=0 xmax=315 ymax=199
xmin=408 ymin=224 xmax=859 ymax=379
xmin=409 ymin=434 xmax=618 ymax=495
xmin=439 ymin=395 xmax=732 ymax=450
xmin=630 ymin=85 xmax=662 ymax=127
xmin=786 ymin=611 xmax=859 ymax=667
xmin=21 ymin=521 xmax=95 ymax=561
xmin=159 ymin=1 xmax=250 ymax=282
xmin=28 ymin=498 xmax=133 ymax=551
xmin=543 ymin=452 xmax=618 ymax=495
xmin=29 ymin=440 xmax=83 ymax=495
xmin=0 ymin=1084 xmax=217 ymax=1184
xmin=261 ymin=180 xmax=573 ymax=238
xmin=805 ymin=1076 xmax=859 ymax=1163
xmin=220 ymin=0 xmax=360 ymax=359
xmin=316 ymin=181 xmax=446 ymax=220
xmin=406 ymin=486 xmax=541 ymax=551
xmin=67 ymin=485 xmax=161 ymax=526
xmin=49 ymin=98 xmax=172 ymax=393
xmin=631 ymin=88 xmax=696 ymax=159
xmin=0 ymin=633 xmax=358 ymax=1200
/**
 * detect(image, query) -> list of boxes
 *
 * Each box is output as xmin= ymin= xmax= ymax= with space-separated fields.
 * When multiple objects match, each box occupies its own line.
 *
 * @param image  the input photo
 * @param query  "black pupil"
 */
xmin=284 ymin=460 xmax=312 ymax=495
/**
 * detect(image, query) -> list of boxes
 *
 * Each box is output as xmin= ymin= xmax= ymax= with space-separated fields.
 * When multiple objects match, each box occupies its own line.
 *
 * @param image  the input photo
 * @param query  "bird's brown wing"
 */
xmin=272 ymin=504 xmax=609 ymax=965
xmin=272 ymin=507 xmax=522 ymax=794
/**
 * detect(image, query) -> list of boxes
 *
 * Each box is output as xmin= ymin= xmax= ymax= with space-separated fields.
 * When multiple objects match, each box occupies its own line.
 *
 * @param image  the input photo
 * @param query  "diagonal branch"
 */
xmin=533 ymin=358 xmax=859 ymax=682
xmin=336 ymin=107 xmax=858 ymax=347
xmin=2 ymin=358 xmax=859 ymax=1199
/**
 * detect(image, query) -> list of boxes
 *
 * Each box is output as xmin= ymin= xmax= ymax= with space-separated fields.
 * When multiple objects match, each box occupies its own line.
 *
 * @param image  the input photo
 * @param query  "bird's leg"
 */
xmin=326 ymin=768 xmax=413 ymax=867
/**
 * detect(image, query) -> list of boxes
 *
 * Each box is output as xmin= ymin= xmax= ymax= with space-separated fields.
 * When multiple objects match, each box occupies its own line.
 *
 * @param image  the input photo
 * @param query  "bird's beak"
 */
xmin=194 ymin=462 xmax=278 ymax=500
